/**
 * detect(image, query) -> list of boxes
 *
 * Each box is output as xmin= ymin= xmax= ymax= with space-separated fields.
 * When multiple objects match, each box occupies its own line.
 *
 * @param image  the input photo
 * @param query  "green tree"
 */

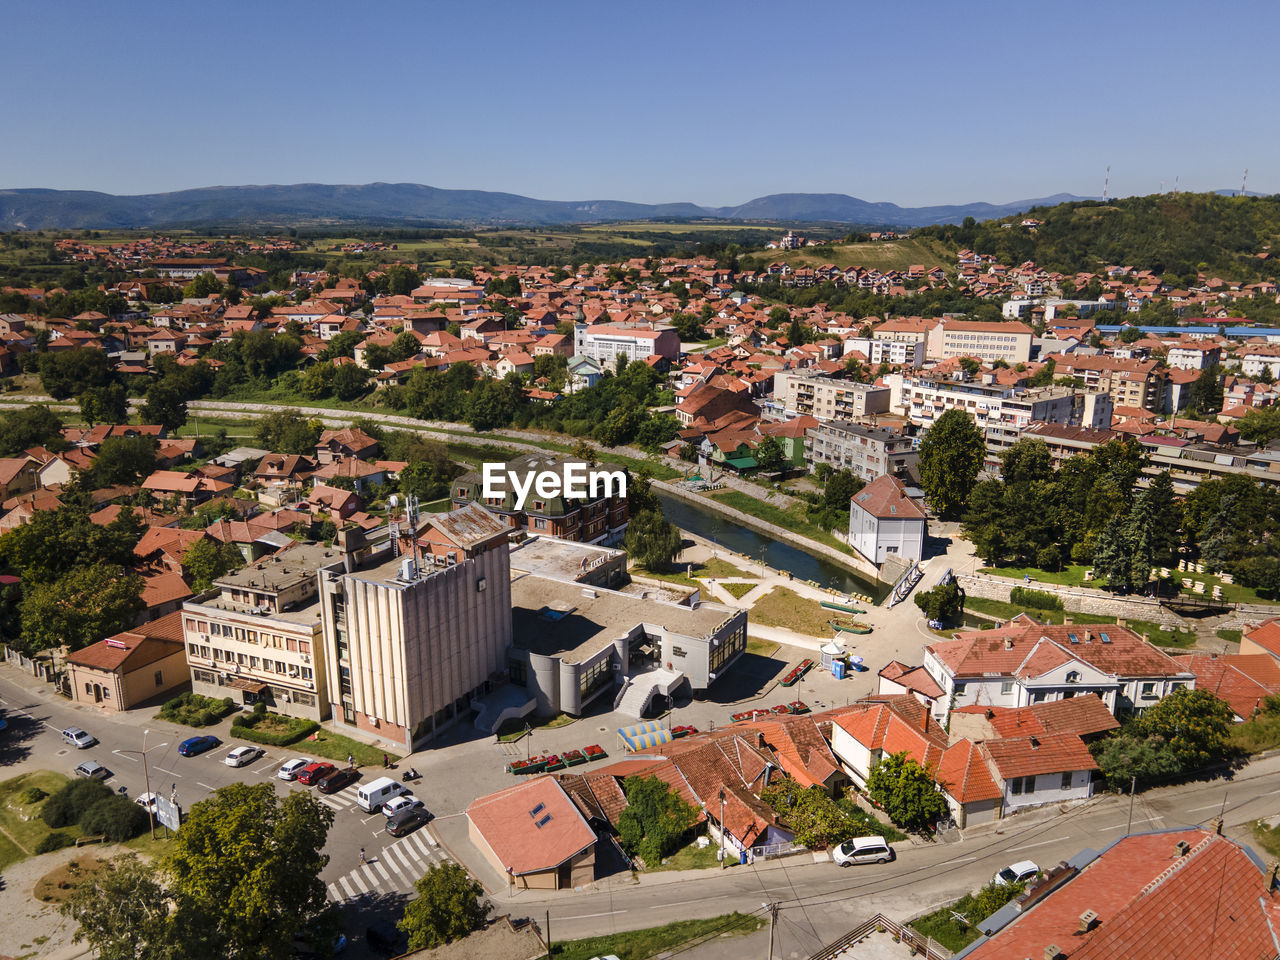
xmin=141 ymin=381 xmax=188 ymax=432
xmin=918 ymin=408 xmax=985 ymax=517
xmin=331 ymin=362 xmax=372 ymax=401
xmin=753 ymin=435 xmax=784 ymax=473
xmin=61 ymin=854 xmax=178 ymax=960
xmin=616 ymin=775 xmax=699 ymax=866
xmin=79 ymin=383 xmax=129 ymax=426
xmin=19 ymin=564 xmax=145 ymax=653
xmin=1089 ymin=733 xmax=1181 ymax=787
xmin=1236 ymin=407 xmax=1280 ymax=445
xmin=88 ymin=435 xmax=158 ymax=487
xmin=182 ymin=539 xmax=244 ymax=591
xmin=165 ymin=782 xmax=334 ymax=960
xmin=38 ymin=348 xmax=116 ymax=400
xmin=1133 ymin=687 xmax=1233 ymax=771
xmin=624 ymin=508 xmax=682 ymax=572
xmin=0 ymin=403 xmax=66 ymax=456
xmin=914 ymin=580 xmax=965 ymax=621
xmin=397 ymin=862 xmax=491 ymax=951
xmin=254 ymin=410 xmax=322 ymax=454
xmin=866 ymin=752 xmax=948 ymax=831
xmin=761 ymin=777 xmax=863 ymax=849
xmin=0 ymin=501 xmax=143 ymax=584
xmin=1090 ymin=511 xmax=1134 ymax=591
xmin=182 ymin=272 xmax=222 ymax=298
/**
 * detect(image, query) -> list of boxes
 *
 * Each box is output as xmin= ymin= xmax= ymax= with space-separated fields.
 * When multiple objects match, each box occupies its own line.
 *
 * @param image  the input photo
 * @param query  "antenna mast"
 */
xmin=1103 ymin=165 xmax=1110 ymax=201
xmin=1173 ymin=175 xmax=1179 ymax=196
xmin=1241 ymin=169 xmax=1249 ymax=196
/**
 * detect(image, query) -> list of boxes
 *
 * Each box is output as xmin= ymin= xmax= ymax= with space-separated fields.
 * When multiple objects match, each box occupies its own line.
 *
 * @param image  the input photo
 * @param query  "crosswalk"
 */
xmin=313 ymin=782 xmax=364 ymax=813
xmin=326 ymin=828 xmax=450 ymax=903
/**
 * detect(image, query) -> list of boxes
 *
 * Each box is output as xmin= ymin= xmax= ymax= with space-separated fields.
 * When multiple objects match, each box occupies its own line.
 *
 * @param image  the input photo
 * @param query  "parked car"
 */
xmin=832 ymin=836 xmax=895 ymax=866
xmin=74 ymin=760 xmax=110 ymax=781
xmin=317 ymin=767 xmax=361 ymax=795
xmin=135 ymin=793 xmax=159 ymax=814
xmin=225 ymin=746 xmax=264 ymax=768
xmin=381 ymin=793 xmax=424 ymax=817
xmin=298 ymin=762 xmax=337 ymax=786
xmin=278 ymin=758 xmax=312 ymax=781
xmin=994 ymin=860 xmax=1039 ymax=886
xmin=178 ymin=735 xmax=221 ymax=757
xmin=61 ymin=727 xmax=97 ymax=749
xmin=385 ymin=806 xmax=431 ymax=838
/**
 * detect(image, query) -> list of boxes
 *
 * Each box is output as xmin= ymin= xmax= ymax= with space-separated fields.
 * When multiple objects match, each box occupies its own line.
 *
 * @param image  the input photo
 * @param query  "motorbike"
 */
xmin=401 ymin=769 xmax=421 ymax=783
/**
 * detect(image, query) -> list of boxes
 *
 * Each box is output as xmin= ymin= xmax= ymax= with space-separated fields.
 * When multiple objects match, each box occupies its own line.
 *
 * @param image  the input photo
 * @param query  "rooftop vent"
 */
xmin=1176 ymin=840 xmax=1191 ymax=856
xmin=1077 ymin=909 xmax=1099 ymax=934
xmin=1044 ymin=946 xmax=1062 ymax=960
xmin=1004 ymin=638 xmax=1014 ymax=650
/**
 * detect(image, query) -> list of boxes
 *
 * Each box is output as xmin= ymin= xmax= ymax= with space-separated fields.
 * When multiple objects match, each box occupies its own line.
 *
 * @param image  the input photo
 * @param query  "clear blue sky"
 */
xmin=4 ymin=0 xmax=1276 ymax=206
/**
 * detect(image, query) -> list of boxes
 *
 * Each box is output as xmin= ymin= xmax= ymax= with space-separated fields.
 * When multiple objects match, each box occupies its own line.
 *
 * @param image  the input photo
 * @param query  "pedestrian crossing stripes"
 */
xmin=326 ymin=828 xmax=449 ymax=903
xmin=315 ymin=783 xmax=362 ymax=812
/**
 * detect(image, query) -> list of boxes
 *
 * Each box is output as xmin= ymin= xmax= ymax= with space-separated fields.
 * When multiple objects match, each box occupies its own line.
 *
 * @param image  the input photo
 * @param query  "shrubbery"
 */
xmin=79 ymin=794 xmax=148 ymax=842
xmin=35 ymin=831 xmax=74 ymax=854
xmin=158 ymin=691 xmax=236 ymax=727
xmin=41 ymin=779 xmax=112 ymax=828
xmin=231 ymin=710 xmax=319 ymax=746
xmin=1009 ymin=586 xmax=1064 ymax=611
xmin=21 ymin=786 xmax=49 ymax=804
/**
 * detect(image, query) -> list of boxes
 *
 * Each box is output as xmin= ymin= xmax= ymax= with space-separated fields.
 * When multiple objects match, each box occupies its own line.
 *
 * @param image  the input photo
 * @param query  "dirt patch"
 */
xmin=34 ymin=853 xmax=113 ymax=904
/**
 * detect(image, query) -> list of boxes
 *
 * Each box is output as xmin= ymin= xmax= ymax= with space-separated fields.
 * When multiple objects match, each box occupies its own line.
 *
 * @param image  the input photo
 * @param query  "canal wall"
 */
xmin=653 ymin=480 xmax=887 ymax=586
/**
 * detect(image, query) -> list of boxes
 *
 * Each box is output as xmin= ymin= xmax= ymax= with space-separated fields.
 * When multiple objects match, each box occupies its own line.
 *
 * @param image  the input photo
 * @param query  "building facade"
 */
xmin=848 ymin=475 xmax=927 ymax=564
xmin=805 ymin=421 xmax=917 ymax=482
xmin=925 ymin=319 xmax=1034 ymax=363
xmin=572 ymin=323 xmax=680 ymax=365
xmin=772 ymin=369 xmax=892 ymax=421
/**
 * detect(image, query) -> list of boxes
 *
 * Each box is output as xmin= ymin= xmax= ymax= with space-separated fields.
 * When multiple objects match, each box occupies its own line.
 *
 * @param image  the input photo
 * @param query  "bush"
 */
xmin=41 ymin=779 xmax=112 ymax=828
xmin=78 ymin=794 xmax=148 ymax=842
xmin=35 ymin=831 xmax=74 ymax=854
xmin=1009 ymin=586 xmax=1064 ymax=610
xmin=230 ymin=711 xmax=319 ymax=747
xmin=21 ymin=786 xmax=49 ymax=804
xmin=158 ymin=691 xmax=237 ymax=727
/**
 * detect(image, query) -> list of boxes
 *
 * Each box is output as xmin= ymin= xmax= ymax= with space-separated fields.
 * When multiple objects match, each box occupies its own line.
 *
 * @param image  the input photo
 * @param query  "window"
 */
xmin=1000 ymin=680 xmax=1015 ymax=695
xmin=1010 ymin=777 xmax=1025 ymax=796
xmin=154 ymin=670 xmax=163 ymax=687
xmin=579 ymin=657 xmax=612 ymax=698
xmin=1141 ymin=682 xmax=1157 ymax=699
xmin=1061 ymin=771 xmax=1073 ymax=790
xmin=1065 ymin=671 xmax=1081 ymax=684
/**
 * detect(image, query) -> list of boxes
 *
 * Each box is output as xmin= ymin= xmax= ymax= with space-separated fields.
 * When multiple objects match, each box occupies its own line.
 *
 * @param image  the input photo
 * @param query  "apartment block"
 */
xmin=772 ymin=369 xmax=891 ymax=420
xmin=805 ymin=421 xmax=917 ymax=482
xmin=572 ymin=323 xmax=680 ymax=365
xmin=318 ymin=503 xmax=513 ymax=750
xmin=182 ymin=541 xmax=342 ymax=721
xmin=925 ymin=319 xmax=1034 ymax=363
xmin=840 ymin=336 xmax=923 ymax=368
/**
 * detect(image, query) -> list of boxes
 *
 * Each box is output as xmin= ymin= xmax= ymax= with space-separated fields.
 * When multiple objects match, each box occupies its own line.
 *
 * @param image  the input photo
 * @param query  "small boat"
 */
xmin=829 ymin=618 xmax=873 ymax=635
xmin=820 ymin=600 xmax=867 ymax=615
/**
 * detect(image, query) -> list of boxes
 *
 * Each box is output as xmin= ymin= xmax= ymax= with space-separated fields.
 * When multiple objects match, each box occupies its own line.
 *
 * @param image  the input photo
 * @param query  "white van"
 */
xmin=356 ymin=776 xmax=407 ymax=813
xmin=832 ymin=836 xmax=895 ymax=866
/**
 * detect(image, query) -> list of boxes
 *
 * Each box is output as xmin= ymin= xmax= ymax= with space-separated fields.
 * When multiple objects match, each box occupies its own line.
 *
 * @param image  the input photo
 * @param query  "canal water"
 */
xmin=657 ymin=492 xmax=887 ymax=600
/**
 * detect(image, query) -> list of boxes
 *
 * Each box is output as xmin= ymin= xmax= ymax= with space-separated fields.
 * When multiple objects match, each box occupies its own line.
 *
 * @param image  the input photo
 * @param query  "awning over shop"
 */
xmin=617 ymin=720 xmax=674 ymax=753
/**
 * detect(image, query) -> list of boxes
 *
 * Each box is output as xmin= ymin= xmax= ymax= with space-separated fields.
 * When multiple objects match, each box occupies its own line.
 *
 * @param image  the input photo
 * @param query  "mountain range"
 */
xmin=0 ymin=183 xmax=1098 ymax=231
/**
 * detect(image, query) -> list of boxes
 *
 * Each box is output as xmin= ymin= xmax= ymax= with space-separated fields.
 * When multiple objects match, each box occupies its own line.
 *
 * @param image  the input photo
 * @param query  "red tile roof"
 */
xmin=465 ymin=777 xmax=596 ymax=876
xmin=850 ymin=475 xmax=926 ymax=520
xmin=1243 ymin=618 xmax=1280 ymax=658
xmin=1172 ymin=653 xmax=1280 ymax=720
xmin=980 ymin=733 xmax=1098 ymax=779
xmin=932 ymin=624 xmax=1190 ymax=680
xmin=934 ymin=739 xmax=1001 ymax=803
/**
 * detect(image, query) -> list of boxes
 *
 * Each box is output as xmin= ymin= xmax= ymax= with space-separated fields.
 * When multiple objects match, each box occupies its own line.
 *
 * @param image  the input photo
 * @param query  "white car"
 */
xmin=832 ymin=836 xmax=895 ymax=866
xmin=994 ymin=859 xmax=1039 ymax=886
xmin=382 ymin=794 xmax=424 ymax=817
xmin=62 ymin=727 xmax=97 ymax=749
xmin=135 ymin=793 xmax=159 ymax=814
xmin=278 ymin=757 xmax=312 ymax=781
xmin=225 ymin=746 xmax=264 ymax=768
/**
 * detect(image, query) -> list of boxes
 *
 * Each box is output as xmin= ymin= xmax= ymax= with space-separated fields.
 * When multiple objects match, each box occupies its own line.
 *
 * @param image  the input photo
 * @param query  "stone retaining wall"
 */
xmin=959 ymin=574 xmax=1181 ymax=625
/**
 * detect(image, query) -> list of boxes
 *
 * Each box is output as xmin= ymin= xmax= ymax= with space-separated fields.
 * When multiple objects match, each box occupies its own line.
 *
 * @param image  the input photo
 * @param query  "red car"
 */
xmin=298 ymin=762 xmax=336 ymax=786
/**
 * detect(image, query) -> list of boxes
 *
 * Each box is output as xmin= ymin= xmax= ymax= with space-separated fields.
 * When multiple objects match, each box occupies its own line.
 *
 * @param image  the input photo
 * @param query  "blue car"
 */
xmin=178 ymin=735 xmax=222 ymax=757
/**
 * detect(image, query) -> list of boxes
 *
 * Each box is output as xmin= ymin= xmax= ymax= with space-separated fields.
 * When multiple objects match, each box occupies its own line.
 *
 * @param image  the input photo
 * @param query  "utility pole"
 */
xmin=545 ymin=910 xmax=551 ymax=959
xmin=766 ymin=902 xmax=778 ymax=960
xmin=120 ymin=729 xmax=168 ymax=840
xmin=1125 ymin=775 xmax=1136 ymax=835
xmin=719 ymin=788 xmax=726 ymax=868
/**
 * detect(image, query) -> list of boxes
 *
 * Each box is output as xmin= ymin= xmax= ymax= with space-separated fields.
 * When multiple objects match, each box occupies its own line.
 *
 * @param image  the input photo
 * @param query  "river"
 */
xmin=657 ymin=493 xmax=888 ymax=600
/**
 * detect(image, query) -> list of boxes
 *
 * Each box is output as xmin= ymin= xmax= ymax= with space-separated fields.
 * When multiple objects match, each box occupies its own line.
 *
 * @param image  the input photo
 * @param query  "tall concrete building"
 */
xmin=772 ymin=369 xmax=892 ymax=421
xmin=318 ymin=503 xmax=513 ymax=749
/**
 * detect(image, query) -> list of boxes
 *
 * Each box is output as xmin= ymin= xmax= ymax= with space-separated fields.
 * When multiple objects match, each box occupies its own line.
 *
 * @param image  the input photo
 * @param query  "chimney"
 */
xmin=1030 ymin=736 xmax=1041 ymax=749
xmin=1117 ymin=617 xmax=1127 ymax=628
xmin=1212 ymin=817 xmax=1224 ymax=836
xmin=1083 ymin=630 xmax=1092 ymax=643
xmin=1269 ymin=862 xmax=1280 ymax=890
xmin=1004 ymin=637 xmax=1014 ymax=650
xmin=1176 ymin=840 xmax=1191 ymax=856
xmin=1077 ymin=909 xmax=1099 ymax=934
xmin=1044 ymin=946 xmax=1061 ymax=960
xmin=1063 ymin=615 xmax=1073 ymax=625
xmin=922 ymin=708 xmax=929 ymax=732
xmin=985 ymin=708 xmax=995 ymax=720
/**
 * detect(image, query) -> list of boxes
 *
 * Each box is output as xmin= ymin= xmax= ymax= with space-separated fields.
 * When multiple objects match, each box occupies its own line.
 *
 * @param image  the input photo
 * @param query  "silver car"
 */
xmin=62 ymin=727 xmax=97 ymax=749
xmin=74 ymin=760 xmax=110 ymax=781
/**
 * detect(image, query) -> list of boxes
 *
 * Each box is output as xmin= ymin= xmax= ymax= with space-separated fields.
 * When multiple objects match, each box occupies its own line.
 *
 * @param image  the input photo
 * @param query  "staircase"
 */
xmin=614 ymin=668 xmax=685 ymax=719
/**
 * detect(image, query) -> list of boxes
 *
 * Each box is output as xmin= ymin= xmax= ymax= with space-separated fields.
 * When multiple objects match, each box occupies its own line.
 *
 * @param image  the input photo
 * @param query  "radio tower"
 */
xmin=1173 ymin=175 xmax=1179 ymax=196
xmin=1103 ymin=166 xmax=1110 ymax=201
xmin=1241 ymin=169 xmax=1249 ymax=197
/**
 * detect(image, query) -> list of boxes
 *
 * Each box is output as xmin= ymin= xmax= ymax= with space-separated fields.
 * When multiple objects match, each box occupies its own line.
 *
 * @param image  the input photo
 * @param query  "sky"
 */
xmin=3 ymin=0 xmax=1277 ymax=207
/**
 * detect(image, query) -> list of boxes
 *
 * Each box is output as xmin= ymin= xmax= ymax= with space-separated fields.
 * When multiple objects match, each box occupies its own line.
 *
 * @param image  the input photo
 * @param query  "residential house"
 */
xmin=66 ymin=612 xmax=188 ymax=712
xmin=848 ymin=475 xmax=926 ymax=564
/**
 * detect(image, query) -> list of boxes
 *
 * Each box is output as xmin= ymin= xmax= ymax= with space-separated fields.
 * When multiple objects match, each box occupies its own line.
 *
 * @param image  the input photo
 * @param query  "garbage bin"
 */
xmin=740 ymin=850 xmax=748 ymax=865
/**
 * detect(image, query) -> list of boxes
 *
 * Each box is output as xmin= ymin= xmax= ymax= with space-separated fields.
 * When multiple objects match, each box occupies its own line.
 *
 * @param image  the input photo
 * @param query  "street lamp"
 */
xmin=719 ymin=788 xmax=726 ymax=868
xmin=120 ymin=729 xmax=167 ymax=840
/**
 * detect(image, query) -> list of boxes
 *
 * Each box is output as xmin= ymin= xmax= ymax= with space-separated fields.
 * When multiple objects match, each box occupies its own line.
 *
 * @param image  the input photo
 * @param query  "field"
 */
xmin=749 ymin=587 xmax=838 ymax=638
xmin=748 ymin=236 xmax=955 ymax=273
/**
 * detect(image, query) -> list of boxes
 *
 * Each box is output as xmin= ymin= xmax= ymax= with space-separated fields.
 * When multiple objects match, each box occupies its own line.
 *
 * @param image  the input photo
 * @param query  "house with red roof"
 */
xmin=1241 ymin=617 xmax=1280 ymax=665
xmin=65 ymin=611 xmax=187 ymax=712
xmin=1171 ymin=653 xmax=1280 ymax=721
xmin=466 ymin=777 xmax=598 ymax=890
xmin=848 ymin=475 xmax=926 ymax=564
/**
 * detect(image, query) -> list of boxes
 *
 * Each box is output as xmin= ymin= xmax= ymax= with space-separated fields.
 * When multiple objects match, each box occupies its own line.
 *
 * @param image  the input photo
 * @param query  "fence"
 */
xmin=750 ymin=839 xmax=806 ymax=860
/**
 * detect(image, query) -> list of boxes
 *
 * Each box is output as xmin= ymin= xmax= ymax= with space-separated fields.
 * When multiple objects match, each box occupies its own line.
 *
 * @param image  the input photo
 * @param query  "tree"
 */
xmin=397 ymin=863 xmax=491 ymax=951
xmin=331 ymin=362 xmax=372 ymax=401
xmin=165 ymin=782 xmax=334 ymax=960
xmin=761 ymin=777 xmax=864 ymax=849
xmin=1089 ymin=733 xmax=1182 ymax=787
xmin=254 ymin=410 xmax=322 ymax=454
xmin=141 ymin=381 xmax=188 ymax=432
xmin=1090 ymin=511 xmax=1134 ymax=591
xmin=19 ymin=564 xmax=145 ymax=653
xmin=0 ymin=403 xmax=65 ymax=456
xmin=87 ymin=435 xmax=157 ymax=487
xmin=61 ymin=854 xmax=178 ymax=960
xmin=754 ymin=435 xmax=784 ymax=474
xmin=624 ymin=508 xmax=682 ymax=572
xmin=914 ymin=580 xmax=965 ymax=622
xmin=866 ymin=752 xmax=948 ymax=831
xmin=1133 ymin=688 xmax=1233 ymax=771
xmin=616 ymin=775 xmax=699 ymax=866
xmin=182 ymin=539 xmax=244 ymax=592
xmin=918 ymin=408 xmax=985 ymax=517
xmin=79 ymin=383 xmax=129 ymax=426
xmin=38 ymin=348 xmax=116 ymax=400
xmin=1185 ymin=364 xmax=1223 ymax=414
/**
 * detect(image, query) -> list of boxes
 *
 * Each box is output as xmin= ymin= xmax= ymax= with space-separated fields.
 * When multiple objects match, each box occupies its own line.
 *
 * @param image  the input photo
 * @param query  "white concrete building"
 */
xmin=848 ymin=475 xmax=926 ymax=564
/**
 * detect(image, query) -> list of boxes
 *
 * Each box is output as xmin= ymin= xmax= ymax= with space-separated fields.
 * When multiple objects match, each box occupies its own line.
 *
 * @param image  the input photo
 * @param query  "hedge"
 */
xmin=158 ymin=691 xmax=237 ymax=728
xmin=35 ymin=832 xmax=74 ymax=854
xmin=79 ymin=794 xmax=148 ymax=842
xmin=41 ymin=779 xmax=113 ymax=829
xmin=1009 ymin=585 xmax=1065 ymax=611
xmin=231 ymin=711 xmax=319 ymax=747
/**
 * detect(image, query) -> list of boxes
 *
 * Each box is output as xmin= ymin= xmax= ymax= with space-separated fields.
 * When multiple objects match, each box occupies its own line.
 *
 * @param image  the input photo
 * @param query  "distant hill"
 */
xmin=0 ymin=182 xmax=1095 ymax=231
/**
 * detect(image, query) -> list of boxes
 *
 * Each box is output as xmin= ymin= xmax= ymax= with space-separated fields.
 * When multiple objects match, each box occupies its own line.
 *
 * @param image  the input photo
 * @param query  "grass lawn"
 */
xmin=964 ymin=596 xmax=1117 ymax=626
xmin=1231 ymin=703 xmax=1280 ymax=754
xmin=709 ymin=490 xmax=847 ymax=553
xmin=746 ymin=638 xmax=780 ymax=658
xmin=1217 ymin=628 xmax=1243 ymax=644
xmin=303 ymin=730 xmax=399 ymax=768
xmin=495 ymin=713 xmax=576 ymax=742
xmin=636 ymin=556 xmax=754 ymax=591
xmin=1252 ymin=820 xmax=1280 ymax=859
xmin=979 ymin=564 xmax=1091 ymax=587
xmin=0 ymin=771 xmax=82 ymax=867
xmin=1126 ymin=618 xmax=1196 ymax=649
xmin=646 ymin=839 xmax=738 ymax=872
xmin=750 ymin=587 xmax=840 ymax=638
xmin=545 ymin=912 xmax=761 ymax=960
xmin=724 ymin=582 xmax=757 ymax=600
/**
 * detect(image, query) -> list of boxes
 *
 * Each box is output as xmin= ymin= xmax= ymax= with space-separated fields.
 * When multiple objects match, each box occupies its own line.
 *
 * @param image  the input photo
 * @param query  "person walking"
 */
xmin=347 ymin=754 xmax=354 ymax=770
xmin=359 ymin=847 xmax=366 ymax=866
xmin=382 ymin=753 xmax=388 ymax=768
